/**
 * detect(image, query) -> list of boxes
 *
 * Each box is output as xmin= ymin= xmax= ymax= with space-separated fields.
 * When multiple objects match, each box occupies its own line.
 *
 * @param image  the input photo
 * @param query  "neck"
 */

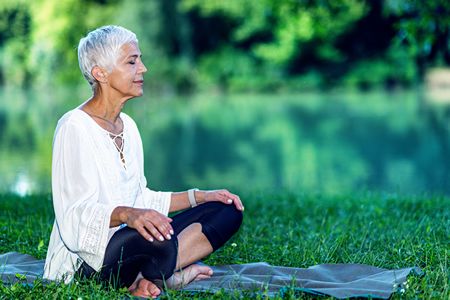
xmin=84 ymin=88 xmax=128 ymax=118
xmin=81 ymin=92 xmax=127 ymax=133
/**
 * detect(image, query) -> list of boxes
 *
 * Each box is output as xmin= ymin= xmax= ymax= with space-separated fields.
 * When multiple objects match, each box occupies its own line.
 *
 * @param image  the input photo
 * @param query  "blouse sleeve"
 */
xmin=141 ymin=181 xmax=172 ymax=216
xmin=52 ymin=119 xmax=116 ymax=271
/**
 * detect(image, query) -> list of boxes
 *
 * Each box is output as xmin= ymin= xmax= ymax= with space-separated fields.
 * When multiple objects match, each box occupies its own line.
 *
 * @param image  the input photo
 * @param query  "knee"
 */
xmin=151 ymin=237 xmax=178 ymax=257
xmin=201 ymin=203 xmax=243 ymax=251
xmin=157 ymin=239 xmax=178 ymax=277
xmin=142 ymin=238 xmax=178 ymax=279
xmin=206 ymin=202 xmax=243 ymax=236
xmin=222 ymin=203 xmax=243 ymax=231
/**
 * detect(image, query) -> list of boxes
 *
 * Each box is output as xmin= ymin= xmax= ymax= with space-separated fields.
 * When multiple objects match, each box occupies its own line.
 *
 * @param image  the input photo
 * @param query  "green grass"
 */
xmin=0 ymin=192 xmax=448 ymax=299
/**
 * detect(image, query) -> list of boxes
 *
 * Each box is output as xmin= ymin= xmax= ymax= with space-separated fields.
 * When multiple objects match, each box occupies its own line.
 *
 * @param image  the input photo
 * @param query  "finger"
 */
xmin=224 ymin=192 xmax=244 ymax=211
xmin=146 ymin=211 xmax=174 ymax=236
xmin=136 ymin=226 xmax=154 ymax=242
xmin=153 ymin=215 xmax=174 ymax=240
xmin=224 ymin=195 xmax=241 ymax=209
xmin=232 ymin=195 xmax=244 ymax=211
xmin=226 ymin=197 xmax=243 ymax=211
xmin=220 ymin=189 xmax=235 ymax=201
xmin=218 ymin=189 xmax=230 ymax=198
xmin=216 ymin=191 xmax=232 ymax=204
xmin=144 ymin=221 xmax=165 ymax=242
xmin=154 ymin=221 xmax=173 ymax=240
xmin=164 ymin=217 xmax=174 ymax=234
xmin=155 ymin=214 xmax=174 ymax=237
xmin=167 ymin=223 xmax=174 ymax=235
xmin=234 ymin=195 xmax=244 ymax=211
xmin=207 ymin=190 xmax=243 ymax=210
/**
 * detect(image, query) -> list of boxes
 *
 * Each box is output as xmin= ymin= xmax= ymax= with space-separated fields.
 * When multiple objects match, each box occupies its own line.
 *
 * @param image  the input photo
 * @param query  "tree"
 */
xmin=181 ymin=1 xmax=369 ymax=65
xmin=386 ymin=0 xmax=450 ymax=79
xmin=0 ymin=0 xmax=32 ymax=85
xmin=0 ymin=0 xmax=121 ymax=87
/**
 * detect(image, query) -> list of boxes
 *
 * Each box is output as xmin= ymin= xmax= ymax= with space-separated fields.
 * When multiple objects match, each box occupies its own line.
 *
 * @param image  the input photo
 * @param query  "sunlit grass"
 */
xmin=0 ymin=192 xmax=448 ymax=299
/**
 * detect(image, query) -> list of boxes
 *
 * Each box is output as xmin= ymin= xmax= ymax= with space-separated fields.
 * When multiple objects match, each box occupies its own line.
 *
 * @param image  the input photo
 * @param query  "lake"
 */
xmin=1 ymin=86 xmax=449 ymax=196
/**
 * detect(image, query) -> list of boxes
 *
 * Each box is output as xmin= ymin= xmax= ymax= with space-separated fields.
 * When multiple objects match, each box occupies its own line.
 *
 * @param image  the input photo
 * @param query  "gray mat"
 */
xmin=0 ymin=252 xmax=45 ymax=285
xmin=182 ymin=262 xmax=422 ymax=299
xmin=0 ymin=252 xmax=421 ymax=299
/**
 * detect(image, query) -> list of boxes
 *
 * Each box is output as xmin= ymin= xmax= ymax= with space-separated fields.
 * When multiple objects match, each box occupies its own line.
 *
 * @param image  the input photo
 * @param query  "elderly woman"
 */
xmin=43 ymin=25 xmax=244 ymax=298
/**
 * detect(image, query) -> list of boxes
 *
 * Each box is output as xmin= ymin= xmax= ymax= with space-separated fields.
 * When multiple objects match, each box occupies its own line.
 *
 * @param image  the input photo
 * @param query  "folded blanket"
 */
xmin=0 ymin=252 xmax=421 ymax=299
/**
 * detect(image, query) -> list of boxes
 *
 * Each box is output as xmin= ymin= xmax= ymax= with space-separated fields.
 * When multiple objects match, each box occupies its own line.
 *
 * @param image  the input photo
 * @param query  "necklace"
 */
xmin=85 ymin=111 xmax=123 ymax=134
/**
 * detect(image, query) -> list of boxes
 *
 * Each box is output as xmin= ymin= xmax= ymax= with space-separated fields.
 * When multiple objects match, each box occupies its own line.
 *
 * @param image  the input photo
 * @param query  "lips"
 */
xmin=133 ymin=80 xmax=144 ymax=88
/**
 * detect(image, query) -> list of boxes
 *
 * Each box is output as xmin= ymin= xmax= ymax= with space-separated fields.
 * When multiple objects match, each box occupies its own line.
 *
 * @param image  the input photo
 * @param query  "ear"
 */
xmin=91 ymin=66 xmax=108 ymax=83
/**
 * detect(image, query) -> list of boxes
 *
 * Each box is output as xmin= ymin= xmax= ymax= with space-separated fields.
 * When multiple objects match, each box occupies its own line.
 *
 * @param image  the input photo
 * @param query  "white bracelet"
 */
xmin=188 ymin=188 xmax=199 ymax=207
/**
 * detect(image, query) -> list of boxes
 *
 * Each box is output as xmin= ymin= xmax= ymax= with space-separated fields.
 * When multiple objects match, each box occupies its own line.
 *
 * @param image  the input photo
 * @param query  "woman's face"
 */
xmin=106 ymin=42 xmax=147 ymax=99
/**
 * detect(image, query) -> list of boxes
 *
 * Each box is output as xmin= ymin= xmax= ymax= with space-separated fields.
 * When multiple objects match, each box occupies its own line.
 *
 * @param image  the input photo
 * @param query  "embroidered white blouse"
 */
xmin=43 ymin=108 xmax=172 ymax=282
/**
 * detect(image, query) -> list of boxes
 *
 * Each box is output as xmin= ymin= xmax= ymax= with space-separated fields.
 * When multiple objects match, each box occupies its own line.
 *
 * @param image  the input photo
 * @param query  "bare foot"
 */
xmin=166 ymin=264 xmax=213 ymax=289
xmin=128 ymin=272 xmax=161 ymax=299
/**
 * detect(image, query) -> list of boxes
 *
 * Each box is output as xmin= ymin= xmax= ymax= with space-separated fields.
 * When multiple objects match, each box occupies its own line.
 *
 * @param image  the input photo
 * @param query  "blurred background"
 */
xmin=1 ymin=0 xmax=450 ymax=196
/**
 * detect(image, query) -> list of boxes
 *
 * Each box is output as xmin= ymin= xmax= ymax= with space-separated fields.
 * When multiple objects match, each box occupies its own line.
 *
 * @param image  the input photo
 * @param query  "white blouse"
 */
xmin=43 ymin=108 xmax=172 ymax=282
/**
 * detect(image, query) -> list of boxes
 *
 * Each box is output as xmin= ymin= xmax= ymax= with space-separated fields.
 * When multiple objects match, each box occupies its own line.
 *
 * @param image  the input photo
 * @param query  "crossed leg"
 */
xmin=129 ymin=223 xmax=214 ymax=298
xmin=84 ymin=203 xmax=242 ymax=299
xmin=129 ymin=202 xmax=243 ymax=298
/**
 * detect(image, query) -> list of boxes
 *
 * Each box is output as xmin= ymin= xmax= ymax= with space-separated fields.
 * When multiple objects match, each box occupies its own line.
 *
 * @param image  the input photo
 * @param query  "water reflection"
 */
xmin=12 ymin=172 xmax=32 ymax=197
xmin=1 ymin=87 xmax=449 ymax=195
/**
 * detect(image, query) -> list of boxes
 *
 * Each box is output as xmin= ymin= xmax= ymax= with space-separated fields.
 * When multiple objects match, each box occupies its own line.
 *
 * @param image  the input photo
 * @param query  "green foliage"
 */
xmin=342 ymin=46 xmax=416 ymax=90
xmin=0 ymin=0 xmax=122 ymax=87
xmin=0 ymin=193 xmax=448 ymax=298
xmin=181 ymin=0 xmax=371 ymax=91
xmin=253 ymin=0 xmax=367 ymax=66
xmin=28 ymin=0 xmax=121 ymax=87
xmin=113 ymin=0 xmax=198 ymax=94
xmin=0 ymin=1 xmax=31 ymax=86
xmin=197 ymin=47 xmax=263 ymax=92
xmin=1 ymin=0 xmax=449 ymax=92
xmin=181 ymin=0 xmax=273 ymax=43
xmin=386 ymin=0 xmax=450 ymax=76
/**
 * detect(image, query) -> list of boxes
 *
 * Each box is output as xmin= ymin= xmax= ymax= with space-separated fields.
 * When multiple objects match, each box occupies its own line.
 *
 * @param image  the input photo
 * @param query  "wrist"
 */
xmin=110 ymin=206 xmax=131 ymax=227
xmin=194 ymin=190 xmax=206 ymax=204
xmin=118 ymin=206 xmax=131 ymax=224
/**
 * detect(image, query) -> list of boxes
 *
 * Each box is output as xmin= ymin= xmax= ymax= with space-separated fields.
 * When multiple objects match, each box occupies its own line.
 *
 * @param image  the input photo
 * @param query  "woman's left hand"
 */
xmin=203 ymin=189 xmax=244 ymax=211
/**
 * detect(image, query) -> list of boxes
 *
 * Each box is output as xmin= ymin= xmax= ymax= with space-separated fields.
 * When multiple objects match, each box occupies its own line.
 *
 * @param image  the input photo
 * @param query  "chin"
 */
xmin=125 ymin=92 xmax=143 ymax=100
xmin=131 ymin=90 xmax=144 ymax=97
xmin=136 ymin=88 xmax=144 ymax=96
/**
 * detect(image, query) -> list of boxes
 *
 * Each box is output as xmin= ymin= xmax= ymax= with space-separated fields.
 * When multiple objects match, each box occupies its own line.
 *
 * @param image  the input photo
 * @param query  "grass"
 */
xmin=0 ymin=192 xmax=448 ymax=299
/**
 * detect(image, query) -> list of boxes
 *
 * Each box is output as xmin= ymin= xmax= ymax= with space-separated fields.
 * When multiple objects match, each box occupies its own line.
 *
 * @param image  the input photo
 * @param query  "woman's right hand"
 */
xmin=115 ymin=207 xmax=174 ymax=242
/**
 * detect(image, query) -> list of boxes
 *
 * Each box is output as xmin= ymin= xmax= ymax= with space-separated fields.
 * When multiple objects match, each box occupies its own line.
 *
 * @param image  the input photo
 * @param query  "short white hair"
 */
xmin=77 ymin=25 xmax=138 ymax=90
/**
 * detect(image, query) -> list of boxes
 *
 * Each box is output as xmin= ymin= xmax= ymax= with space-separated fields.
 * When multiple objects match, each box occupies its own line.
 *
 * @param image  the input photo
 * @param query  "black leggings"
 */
xmin=79 ymin=202 xmax=243 ymax=287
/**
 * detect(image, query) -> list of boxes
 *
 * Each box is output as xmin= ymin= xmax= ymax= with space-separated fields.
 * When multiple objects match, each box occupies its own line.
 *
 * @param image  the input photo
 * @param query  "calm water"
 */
xmin=1 ymin=87 xmax=450 ymax=196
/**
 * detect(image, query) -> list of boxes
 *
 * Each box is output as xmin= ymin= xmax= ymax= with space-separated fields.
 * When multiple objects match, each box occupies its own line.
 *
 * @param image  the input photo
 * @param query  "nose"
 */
xmin=139 ymin=60 xmax=148 ymax=74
